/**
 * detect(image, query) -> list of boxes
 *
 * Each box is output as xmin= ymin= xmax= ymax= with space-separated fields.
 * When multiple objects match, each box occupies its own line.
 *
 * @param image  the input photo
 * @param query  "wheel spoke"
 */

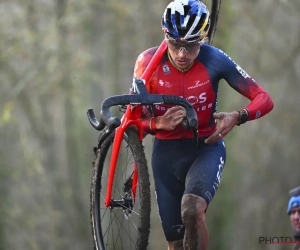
xmin=90 ymin=128 xmax=151 ymax=249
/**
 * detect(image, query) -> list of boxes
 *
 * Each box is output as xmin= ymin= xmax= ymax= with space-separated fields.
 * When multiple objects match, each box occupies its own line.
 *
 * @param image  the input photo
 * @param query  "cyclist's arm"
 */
xmin=221 ymin=53 xmax=274 ymax=121
xmin=133 ymin=47 xmax=159 ymax=134
xmin=204 ymin=54 xmax=273 ymax=144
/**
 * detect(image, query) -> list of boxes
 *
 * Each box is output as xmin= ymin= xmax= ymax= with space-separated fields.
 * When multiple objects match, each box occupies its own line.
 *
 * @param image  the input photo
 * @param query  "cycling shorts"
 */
xmin=151 ymin=136 xmax=226 ymax=242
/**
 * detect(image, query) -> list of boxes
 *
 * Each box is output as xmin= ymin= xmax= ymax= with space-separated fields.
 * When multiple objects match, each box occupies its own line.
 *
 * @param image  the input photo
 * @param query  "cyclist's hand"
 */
xmin=205 ymin=111 xmax=239 ymax=144
xmin=156 ymin=106 xmax=186 ymax=131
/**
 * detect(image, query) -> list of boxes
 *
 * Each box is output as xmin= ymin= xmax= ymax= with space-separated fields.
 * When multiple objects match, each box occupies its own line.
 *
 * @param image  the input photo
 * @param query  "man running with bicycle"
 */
xmin=133 ymin=0 xmax=274 ymax=249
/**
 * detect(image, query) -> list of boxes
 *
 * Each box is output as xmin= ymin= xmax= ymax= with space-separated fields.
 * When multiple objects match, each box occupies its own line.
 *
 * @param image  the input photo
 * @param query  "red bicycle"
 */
xmin=87 ymin=1 xmax=221 ymax=249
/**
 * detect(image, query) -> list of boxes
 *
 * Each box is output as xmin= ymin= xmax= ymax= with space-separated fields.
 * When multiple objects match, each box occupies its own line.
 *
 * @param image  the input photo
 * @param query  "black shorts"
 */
xmin=151 ymin=137 xmax=226 ymax=242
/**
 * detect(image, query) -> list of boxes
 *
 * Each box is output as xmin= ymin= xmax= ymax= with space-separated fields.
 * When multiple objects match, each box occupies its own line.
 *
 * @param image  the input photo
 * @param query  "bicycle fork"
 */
xmin=104 ymin=106 xmax=144 ymax=208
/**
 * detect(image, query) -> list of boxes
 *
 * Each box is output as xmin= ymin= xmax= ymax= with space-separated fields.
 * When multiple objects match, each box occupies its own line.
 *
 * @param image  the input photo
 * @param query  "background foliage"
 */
xmin=0 ymin=0 xmax=299 ymax=249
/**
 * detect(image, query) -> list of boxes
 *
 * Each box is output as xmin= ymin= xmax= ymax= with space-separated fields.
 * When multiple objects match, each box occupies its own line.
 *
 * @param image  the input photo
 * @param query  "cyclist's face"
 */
xmin=290 ymin=208 xmax=300 ymax=232
xmin=167 ymin=39 xmax=201 ymax=70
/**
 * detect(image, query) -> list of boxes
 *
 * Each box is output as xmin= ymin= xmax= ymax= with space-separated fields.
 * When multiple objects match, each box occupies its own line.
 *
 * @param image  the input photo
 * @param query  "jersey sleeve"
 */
xmin=133 ymin=47 xmax=158 ymax=134
xmin=133 ymin=47 xmax=158 ymax=92
xmin=218 ymin=50 xmax=274 ymax=121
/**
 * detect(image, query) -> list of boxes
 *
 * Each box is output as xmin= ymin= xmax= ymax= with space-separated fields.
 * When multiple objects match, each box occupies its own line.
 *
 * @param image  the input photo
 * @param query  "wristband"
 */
xmin=149 ymin=117 xmax=158 ymax=131
xmin=236 ymin=109 xmax=249 ymax=126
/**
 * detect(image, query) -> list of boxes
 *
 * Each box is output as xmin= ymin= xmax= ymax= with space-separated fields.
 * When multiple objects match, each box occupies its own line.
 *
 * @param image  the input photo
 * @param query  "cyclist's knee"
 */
xmin=181 ymin=194 xmax=207 ymax=222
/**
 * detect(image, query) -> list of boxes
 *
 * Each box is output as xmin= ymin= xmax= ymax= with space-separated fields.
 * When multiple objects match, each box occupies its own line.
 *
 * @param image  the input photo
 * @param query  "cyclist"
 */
xmin=133 ymin=0 xmax=274 ymax=249
xmin=287 ymin=186 xmax=300 ymax=250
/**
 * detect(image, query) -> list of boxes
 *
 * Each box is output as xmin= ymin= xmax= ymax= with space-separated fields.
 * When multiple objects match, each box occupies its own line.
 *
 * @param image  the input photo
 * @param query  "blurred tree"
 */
xmin=210 ymin=0 xmax=300 ymax=250
xmin=0 ymin=0 xmax=298 ymax=249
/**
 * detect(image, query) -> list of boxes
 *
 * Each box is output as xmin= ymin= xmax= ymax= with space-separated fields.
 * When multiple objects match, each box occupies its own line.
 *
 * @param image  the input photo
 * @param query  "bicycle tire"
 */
xmin=90 ymin=127 xmax=151 ymax=250
xmin=203 ymin=0 xmax=222 ymax=45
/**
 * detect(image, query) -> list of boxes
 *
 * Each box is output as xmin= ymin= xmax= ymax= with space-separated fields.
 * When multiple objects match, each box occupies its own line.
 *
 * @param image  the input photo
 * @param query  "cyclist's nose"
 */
xmin=178 ymin=47 xmax=188 ymax=56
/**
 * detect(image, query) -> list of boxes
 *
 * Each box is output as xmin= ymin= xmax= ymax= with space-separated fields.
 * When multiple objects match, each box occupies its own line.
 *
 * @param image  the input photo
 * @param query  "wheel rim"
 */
xmin=202 ymin=0 xmax=221 ymax=45
xmin=91 ymin=130 xmax=149 ymax=250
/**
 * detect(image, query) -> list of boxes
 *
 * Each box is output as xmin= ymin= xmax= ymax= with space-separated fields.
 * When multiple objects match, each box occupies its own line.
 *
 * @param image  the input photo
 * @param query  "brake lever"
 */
xmin=181 ymin=118 xmax=190 ymax=130
xmin=181 ymin=118 xmax=198 ymax=147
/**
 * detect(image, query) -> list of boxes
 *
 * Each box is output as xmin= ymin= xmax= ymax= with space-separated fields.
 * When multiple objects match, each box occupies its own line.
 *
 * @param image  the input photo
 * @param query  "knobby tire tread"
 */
xmin=90 ymin=127 xmax=151 ymax=250
xmin=207 ymin=0 xmax=221 ymax=45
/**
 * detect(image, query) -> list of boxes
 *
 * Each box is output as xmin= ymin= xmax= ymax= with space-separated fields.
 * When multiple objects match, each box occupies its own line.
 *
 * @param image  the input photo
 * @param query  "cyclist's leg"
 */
xmin=151 ymin=138 xmax=225 ymax=249
xmin=182 ymin=194 xmax=208 ymax=249
xmin=167 ymin=240 xmax=183 ymax=250
xmin=151 ymin=138 xmax=193 ymax=247
xmin=182 ymin=139 xmax=226 ymax=250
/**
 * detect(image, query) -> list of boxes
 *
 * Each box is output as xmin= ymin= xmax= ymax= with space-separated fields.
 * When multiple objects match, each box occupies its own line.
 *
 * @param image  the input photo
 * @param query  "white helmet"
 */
xmin=162 ymin=0 xmax=210 ymax=42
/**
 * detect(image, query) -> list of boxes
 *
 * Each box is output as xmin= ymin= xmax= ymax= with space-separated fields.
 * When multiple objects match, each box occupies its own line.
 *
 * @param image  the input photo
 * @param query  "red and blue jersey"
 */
xmin=133 ymin=44 xmax=274 ymax=139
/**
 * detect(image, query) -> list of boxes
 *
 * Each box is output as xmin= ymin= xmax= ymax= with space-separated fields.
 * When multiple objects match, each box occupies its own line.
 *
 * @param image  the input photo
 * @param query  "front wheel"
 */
xmin=90 ymin=127 xmax=151 ymax=250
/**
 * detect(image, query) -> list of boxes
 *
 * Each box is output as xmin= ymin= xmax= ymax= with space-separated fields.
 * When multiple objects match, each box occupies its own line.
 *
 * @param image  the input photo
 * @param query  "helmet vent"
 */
xmin=191 ymin=13 xmax=207 ymax=35
xmin=183 ymin=5 xmax=191 ymax=16
xmin=165 ymin=9 xmax=174 ymax=33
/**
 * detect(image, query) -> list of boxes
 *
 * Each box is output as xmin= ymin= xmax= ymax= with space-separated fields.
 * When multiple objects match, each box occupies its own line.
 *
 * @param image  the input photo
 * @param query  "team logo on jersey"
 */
xmin=172 ymin=225 xmax=184 ymax=234
xmin=165 ymin=82 xmax=172 ymax=88
xmin=205 ymin=191 xmax=212 ymax=202
xmin=218 ymin=49 xmax=235 ymax=63
xmin=188 ymin=80 xmax=209 ymax=89
xmin=186 ymin=92 xmax=207 ymax=105
xmin=236 ymin=65 xmax=250 ymax=79
xmin=159 ymin=80 xmax=172 ymax=88
xmin=255 ymin=110 xmax=261 ymax=118
xmin=163 ymin=65 xmax=170 ymax=74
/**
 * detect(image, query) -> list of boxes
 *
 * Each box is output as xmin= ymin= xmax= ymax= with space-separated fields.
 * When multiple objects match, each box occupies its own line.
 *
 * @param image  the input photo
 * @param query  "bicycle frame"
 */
xmin=104 ymin=40 xmax=168 ymax=207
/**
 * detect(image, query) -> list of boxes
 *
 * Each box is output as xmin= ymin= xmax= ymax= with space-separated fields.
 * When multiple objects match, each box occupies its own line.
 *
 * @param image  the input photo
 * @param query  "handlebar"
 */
xmin=87 ymin=78 xmax=199 ymax=145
